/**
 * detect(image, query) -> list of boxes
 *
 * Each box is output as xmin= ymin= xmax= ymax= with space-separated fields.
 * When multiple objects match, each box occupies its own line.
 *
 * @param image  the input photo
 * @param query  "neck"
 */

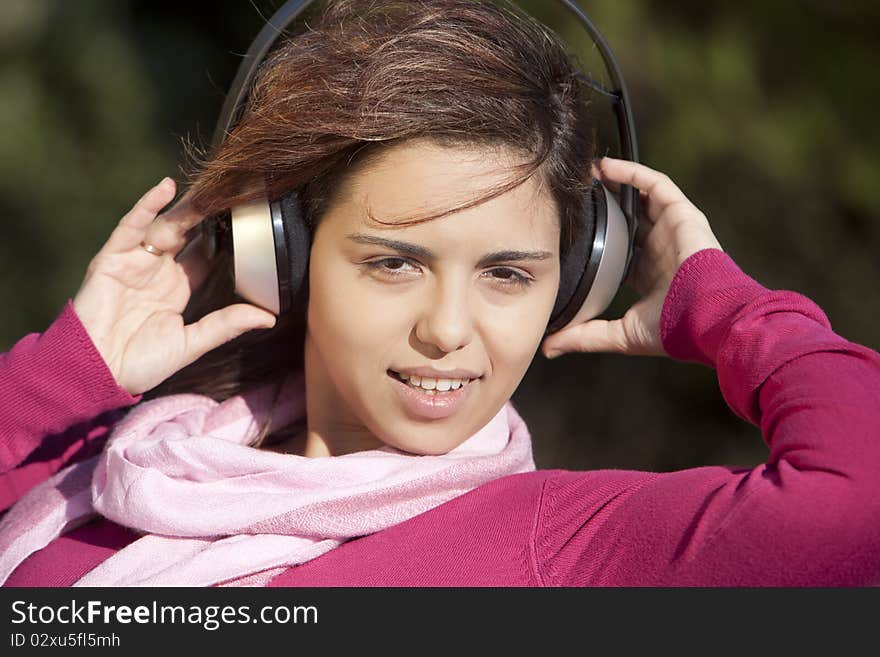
xmin=288 ymin=330 xmax=384 ymax=457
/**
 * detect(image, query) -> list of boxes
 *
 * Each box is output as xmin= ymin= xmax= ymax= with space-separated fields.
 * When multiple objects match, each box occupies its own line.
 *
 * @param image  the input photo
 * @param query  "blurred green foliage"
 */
xmin=1 ymin=0 xmax=877 ymax=472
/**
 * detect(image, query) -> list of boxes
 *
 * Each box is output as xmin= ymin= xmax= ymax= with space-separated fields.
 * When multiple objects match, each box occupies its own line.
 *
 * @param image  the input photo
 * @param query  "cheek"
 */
xmin=486 ymin=278 xmax=558 ymax=356
xmin=484 ymin=324 xmax=543 ymax=390
xmin=307 ymin=258 xmax=404 ymax=362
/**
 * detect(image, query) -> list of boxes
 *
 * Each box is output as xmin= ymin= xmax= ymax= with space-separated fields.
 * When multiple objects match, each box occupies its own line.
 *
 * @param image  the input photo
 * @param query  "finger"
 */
xmin=103 ymin=178 xmax=177 ymax=254
xmin=181 ymin=304 xmax=277 ymax=368
xmin=591 ymin=159 xmax=621 ymax=196
xmin=159 ymin=185 xmax=199 ymax=226
xmin=144 ymin=189 xmax=206 ymax=258
xmin=597 ymin=157 xmax=690 ymax=224
xmin=542 ymin=318 xmax=628 ymax=357
xmin=120 ymin=178 xmax=177 ymax=230
xmin=592 ymin=165 xmax=651 ymax=219
xmin=143 ymin=217 xmax=196 ymax=260
xmin=593 ymin=159 xmax=621 ymax=196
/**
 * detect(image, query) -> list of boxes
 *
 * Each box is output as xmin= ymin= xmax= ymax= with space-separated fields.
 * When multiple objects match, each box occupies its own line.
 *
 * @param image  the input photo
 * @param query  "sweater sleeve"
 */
xmin=536 ymin=248 xmax=880 ymax=586
xmin=0 ymin=300 xmax=141 ymax=513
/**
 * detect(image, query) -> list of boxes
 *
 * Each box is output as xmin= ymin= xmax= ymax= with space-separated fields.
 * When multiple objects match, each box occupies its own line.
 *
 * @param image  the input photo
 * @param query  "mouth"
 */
xmin=386 ymin=369 xmax=481 ymax=395
xmin=386 ymin=369 xmax=479 ymax=420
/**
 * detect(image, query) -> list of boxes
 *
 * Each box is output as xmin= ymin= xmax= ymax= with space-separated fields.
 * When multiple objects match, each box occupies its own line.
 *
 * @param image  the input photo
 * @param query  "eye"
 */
xmin=362 ymin=257 xmax=421 ymax=278
xmin=484 ymin=267 xmax=533 ymax=288
xmin=360 ymin=258 xmax=534 ymax=289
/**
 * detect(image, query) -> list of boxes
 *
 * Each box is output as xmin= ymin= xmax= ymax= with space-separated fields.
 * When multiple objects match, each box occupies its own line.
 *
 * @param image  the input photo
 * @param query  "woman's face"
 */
xmin=303 ymin=139 xmax=560 ymax=456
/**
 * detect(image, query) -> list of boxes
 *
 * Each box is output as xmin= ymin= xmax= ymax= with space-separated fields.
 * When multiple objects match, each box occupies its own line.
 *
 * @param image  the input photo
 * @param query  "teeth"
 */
xmin=394 ymin=371 xmax=472 ymax=392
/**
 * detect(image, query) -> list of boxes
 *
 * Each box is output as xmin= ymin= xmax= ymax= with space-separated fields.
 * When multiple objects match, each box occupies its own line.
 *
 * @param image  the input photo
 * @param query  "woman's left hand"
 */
xmin=541 ymin=157 xmax=724 ymax=359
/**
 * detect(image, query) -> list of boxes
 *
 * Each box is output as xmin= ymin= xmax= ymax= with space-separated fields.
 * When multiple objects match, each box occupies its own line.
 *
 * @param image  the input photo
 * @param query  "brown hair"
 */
xmin=144 ymin=0 xmax=597 ymax=445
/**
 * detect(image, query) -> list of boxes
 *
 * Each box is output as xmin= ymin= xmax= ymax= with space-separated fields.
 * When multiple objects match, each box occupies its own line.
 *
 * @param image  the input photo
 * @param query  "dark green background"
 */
xmin=1 ymin=0 xmax=877 ymax=471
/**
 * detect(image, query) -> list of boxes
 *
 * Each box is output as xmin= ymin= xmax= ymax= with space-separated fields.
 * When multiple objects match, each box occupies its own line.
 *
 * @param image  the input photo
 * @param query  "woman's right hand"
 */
xmin=72 ymin=177 xmax=277 ymax=396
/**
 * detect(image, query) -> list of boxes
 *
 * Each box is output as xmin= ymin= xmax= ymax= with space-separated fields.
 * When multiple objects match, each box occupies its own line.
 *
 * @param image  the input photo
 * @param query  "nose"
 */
xmin=413 ymin=275 xmax=475 ymax=355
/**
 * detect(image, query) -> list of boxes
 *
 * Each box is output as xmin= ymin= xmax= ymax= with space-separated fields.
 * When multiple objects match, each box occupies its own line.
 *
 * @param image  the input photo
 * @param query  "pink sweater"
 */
xmin=2 ymin=249 xmax=879 ymax=586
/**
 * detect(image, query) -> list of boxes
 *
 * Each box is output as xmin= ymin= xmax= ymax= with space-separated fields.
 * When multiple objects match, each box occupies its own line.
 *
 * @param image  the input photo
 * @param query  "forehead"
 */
xmin=320 ymin=139 xmax=560 ymax=248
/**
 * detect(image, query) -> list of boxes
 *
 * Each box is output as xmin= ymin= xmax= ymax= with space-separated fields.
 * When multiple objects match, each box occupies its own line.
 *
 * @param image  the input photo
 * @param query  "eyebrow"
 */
xmin=346 ymin=233 xmax=554 ymax=267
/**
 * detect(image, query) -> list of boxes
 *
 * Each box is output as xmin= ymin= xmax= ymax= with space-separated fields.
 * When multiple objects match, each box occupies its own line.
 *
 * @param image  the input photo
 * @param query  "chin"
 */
xmin=378 ymin=429 xmax=467 ymax=456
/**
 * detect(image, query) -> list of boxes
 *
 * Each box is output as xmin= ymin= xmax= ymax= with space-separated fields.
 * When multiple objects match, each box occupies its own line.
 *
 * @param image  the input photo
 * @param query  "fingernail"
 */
xmin=545 ymin=350 xmax=561 ymax=359
xmin=158 ymin=176 xmax=173 ymax=187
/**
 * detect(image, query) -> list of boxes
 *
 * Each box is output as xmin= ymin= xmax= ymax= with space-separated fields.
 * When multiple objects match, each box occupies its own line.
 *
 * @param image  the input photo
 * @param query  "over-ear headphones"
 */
xmin=203 ymin=0 xmax=640 ymax=336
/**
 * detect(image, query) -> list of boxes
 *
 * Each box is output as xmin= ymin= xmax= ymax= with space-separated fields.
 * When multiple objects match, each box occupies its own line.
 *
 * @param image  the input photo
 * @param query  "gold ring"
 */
xmin=140 ymin=241 xmax=165 ymax=257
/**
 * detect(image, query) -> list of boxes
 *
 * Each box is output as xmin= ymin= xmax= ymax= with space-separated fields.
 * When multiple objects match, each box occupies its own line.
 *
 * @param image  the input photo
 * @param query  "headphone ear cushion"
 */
xmin=546 ymin=181 xmax=634 ymax=336
xmin=277 ymin=189 xmax=311 ymax=314
xmin=548 ymin=182 xmax=598 ymax=332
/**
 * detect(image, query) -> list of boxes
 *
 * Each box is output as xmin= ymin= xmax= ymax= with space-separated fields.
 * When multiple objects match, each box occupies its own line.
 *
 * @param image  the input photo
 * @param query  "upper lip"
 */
xmin=390 ymin=366 xmax=482 ymax=381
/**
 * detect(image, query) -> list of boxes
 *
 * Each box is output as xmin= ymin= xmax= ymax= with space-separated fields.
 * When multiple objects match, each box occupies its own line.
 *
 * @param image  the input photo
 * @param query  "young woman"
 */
xmin=1 ymin=0 xmax=878 ymax=586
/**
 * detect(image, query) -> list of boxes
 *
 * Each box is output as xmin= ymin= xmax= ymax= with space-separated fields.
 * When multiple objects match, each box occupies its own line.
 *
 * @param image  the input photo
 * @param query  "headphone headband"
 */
xmin=210 ymin=0 xmax=639 ymax=166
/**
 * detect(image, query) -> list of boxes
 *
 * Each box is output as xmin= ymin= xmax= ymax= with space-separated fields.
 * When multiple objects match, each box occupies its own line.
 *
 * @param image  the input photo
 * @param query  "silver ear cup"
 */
xmin=545 ymin=183 xmax=631 ymax=336
xmin=230 ymin=199 xmax=282 ymax=315
xmin=562 ymin=184 xmax=630 ymax=329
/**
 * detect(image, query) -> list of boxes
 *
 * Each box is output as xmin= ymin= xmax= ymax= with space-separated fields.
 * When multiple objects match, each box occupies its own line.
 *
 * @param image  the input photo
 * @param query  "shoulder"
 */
xmin=472 ymin=468 xmax=655 ymax=494
xmin=459 ymin=468 xmax=656 ymax=518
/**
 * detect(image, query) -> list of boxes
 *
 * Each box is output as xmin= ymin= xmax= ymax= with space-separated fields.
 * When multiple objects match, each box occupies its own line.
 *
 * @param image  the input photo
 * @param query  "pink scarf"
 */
xmin=0 ymin=370 xmax=535 ymax=586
